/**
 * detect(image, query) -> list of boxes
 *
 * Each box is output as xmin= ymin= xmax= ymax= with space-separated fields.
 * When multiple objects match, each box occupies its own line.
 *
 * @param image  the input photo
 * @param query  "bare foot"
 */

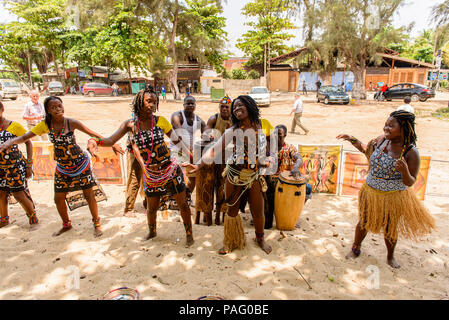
xmin=185 ymin=235 xmax=194 ymax=247
xmin=123 ymin=211 xmax=137 ymax=218
xmin=0 ymin=220 xmax=10 ymax=228
xmin=255 ymin=238 xmax=272 ymax=254
xmin=94 ymin=226 xmax=103 ymax=238
xmin=144 ymin=230 xmax=157 ymax=240
xmin=214 ymin=216 xmax=221 ymax=226
xmin=387 ymin=257 xmax=401 ymax=269
xmin=218 ymin=247 xmax=229 ymax=255
xmin=52 ymin=226 xmax=73 ymax=237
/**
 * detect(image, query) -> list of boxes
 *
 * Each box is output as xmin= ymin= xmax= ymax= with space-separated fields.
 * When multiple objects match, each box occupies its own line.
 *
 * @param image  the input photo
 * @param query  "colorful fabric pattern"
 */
xmin=133 ymin=117 xmax=186 ymax=198
xmin=0 ymin=122 xmax=28 ymax=193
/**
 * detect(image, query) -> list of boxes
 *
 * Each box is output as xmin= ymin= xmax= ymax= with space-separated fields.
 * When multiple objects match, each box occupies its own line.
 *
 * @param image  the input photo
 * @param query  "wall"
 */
xmin=200 ymin=77 xmax=263 ymax=95
xmin=388 ymin=68 xmax=428 ymax=86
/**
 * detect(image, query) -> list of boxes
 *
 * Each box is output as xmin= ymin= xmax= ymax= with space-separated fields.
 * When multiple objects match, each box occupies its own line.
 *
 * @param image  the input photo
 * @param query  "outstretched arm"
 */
xmin=86 ymin=119 xmax=131 ymax=157
xmin=0 ymin=131 xmax=36 ymax=153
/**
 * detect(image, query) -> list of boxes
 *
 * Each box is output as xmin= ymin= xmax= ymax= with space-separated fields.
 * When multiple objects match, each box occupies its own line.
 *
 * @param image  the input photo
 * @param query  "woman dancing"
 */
xmin=0 ymin=101 xmax=38 ymax=228
xmin=337 ymin=110 xmax=435 ymax=268
xmin=188 ymin=95 xmax=272 ymax=255
xmin=92 ymin=89 xmax=195 ymax=247
xmin=0 ymin=96 xmax=120 ymax=237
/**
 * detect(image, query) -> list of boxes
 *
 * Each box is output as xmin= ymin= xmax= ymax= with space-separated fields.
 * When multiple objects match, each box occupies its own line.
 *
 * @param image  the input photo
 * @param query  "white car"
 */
xmin=249 ymin=86 xmax=271 ymax=107
xmin=0 ymin=79 xmax=21 ymax=100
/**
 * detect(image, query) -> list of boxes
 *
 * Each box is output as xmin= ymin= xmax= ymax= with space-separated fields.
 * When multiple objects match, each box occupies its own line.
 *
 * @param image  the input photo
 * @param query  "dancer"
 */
xmin=0 ymin=101 xmax=39 ymax=229
xmin=337 ymin=110 xmax=435 ymax=268
xmin=188 ymin=95 xmax=272 ymax=255
xmin=0 ymin=96 xmax=120 ymax=237
xmin=93 ymin=89 xmax=195 ymax=247
xmin=202 ymin=95 xmax=233 ymax=225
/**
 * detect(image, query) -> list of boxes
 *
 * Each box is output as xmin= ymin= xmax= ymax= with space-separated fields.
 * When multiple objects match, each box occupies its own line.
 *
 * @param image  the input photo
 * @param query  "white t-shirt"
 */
xmin=292 ymin=98 xmax=304 ymax=113
xmin=397 ymin=104 xmax=414 ymax=113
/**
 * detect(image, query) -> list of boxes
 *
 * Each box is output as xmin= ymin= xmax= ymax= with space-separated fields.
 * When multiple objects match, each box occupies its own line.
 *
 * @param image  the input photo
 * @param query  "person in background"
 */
xmin=22 ymin=90 xmax=46 ymax=141
xmin=289 ymin=93 xmax=309 ymax=135
xmin=161 ymin=85 xmax=167 ymax=102
xmin=315 ymin=79 xmax=322 ymax=97
xmin=112 ymin=83 xmax=119 ymax=97
xmin=397 ymin=97 xmax=414 ymax=114
xmin=302 ymin=80 xmax=308 ymax=96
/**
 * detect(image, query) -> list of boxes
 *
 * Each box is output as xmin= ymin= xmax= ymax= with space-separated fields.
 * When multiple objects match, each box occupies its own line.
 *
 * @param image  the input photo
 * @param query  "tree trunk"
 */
xmin=351 ymin=66 xmax=367 ymax=100
xmin=27 ymin=50 xmax=33 ymax=89
xmin=169 ymin=0 xmax=181 ymax=100
xmin=127 ymin=60 xmax=133 ymax=94
xmin=61 ymin=48 xmax=66 ymax=92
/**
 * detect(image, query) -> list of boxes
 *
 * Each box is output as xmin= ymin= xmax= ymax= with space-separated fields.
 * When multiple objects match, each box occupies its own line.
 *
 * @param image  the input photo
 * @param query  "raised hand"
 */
xmin=394 ymin=157 xmax=409 ymax=175
xmin=336 ymin=134 xmax=352 ymax=141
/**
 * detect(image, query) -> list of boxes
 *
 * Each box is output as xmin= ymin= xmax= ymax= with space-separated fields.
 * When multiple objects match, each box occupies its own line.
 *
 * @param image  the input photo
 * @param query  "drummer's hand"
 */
xmin=112 ymin=144 xmax=125 ymax=156
xmin=0 ymin=141 xmax=13 ymax=153
xmin=291 ymin=167 xmax=300 ymax=178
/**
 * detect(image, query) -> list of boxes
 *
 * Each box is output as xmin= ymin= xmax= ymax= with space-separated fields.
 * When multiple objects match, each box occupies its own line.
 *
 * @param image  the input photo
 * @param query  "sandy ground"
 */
xmin=0 ymin=94 xmax=448 ymax=300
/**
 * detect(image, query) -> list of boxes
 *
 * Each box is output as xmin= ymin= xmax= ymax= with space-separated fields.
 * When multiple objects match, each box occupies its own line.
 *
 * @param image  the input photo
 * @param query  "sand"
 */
xmin=0 ymin=94 xmax=448 ymax=300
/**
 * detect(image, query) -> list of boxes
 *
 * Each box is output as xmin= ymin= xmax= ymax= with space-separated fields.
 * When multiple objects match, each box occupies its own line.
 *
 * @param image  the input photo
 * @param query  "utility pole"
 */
xmin=267 ymin=40 xmax=271 ymax=91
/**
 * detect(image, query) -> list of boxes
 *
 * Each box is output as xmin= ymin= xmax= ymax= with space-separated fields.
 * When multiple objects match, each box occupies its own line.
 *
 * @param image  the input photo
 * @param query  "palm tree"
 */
xmin=432 ymin=0 xmax=449 ymax=26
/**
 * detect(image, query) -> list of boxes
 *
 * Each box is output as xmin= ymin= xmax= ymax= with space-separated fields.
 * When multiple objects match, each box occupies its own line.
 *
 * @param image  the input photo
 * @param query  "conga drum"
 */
xmin=274 ymin=172 xmax=309 ymax=231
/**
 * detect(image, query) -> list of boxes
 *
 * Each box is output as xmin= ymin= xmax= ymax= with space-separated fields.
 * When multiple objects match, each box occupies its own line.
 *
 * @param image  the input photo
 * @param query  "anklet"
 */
xmin=255 ymin=232 xmax=264 ymax=243
xmin=0 ymin=216 xmax=9 ymax=223
xmin=63 ymin=220 xmax=72 ymax=228
xmin=92 ymin=217 xmax=101 ymax=228
xmin=183 ymin=223 xmax=192 ymax=236
xmin=352 ymin=244 xmax=361 ymax=256
xmin=27 ymin=211 xmax=39 ymax=224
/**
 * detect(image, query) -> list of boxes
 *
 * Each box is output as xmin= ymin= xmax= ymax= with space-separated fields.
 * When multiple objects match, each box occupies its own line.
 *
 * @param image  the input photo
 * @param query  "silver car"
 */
xmin=0 ymin=79 xmax=21 ymax=100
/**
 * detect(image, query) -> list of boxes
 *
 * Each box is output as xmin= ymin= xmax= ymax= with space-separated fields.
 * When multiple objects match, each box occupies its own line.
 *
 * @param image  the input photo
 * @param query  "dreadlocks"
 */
xmin=44 ymin=96 xmax=63 ymax=130
xmin=231 ymin=95 xmax=261 ymax=127
xmin=390 ymin=110 xmax=417 ymax=147
xmin=131 ymin=88 xmax=159 ymax=116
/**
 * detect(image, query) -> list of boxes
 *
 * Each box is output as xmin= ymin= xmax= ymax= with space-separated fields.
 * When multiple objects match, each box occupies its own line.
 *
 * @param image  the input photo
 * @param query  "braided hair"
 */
xmin=43 ymin=96 xmax=63 ymax=130
xmin=131 ymin=88 xmax=159 ymax=117
xmin=230 ymin=95 xmax=261 ymax=127
xmin=389 ymin=110 xmax=417 ymax=147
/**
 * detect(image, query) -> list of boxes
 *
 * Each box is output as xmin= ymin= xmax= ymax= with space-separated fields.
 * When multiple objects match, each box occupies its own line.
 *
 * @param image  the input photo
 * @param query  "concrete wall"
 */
xmin=269 ymin=70 xmax=299 ymax=92
xmin=200 ymin=77 xmax=263 ymax=95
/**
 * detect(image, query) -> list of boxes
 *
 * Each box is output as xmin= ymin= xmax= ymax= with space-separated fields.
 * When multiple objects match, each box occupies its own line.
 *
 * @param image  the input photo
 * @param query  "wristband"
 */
xmin=350 ymin=137 xmax=357 ymax=144
xmin=90 ymin=137 xmax=104 ymax=146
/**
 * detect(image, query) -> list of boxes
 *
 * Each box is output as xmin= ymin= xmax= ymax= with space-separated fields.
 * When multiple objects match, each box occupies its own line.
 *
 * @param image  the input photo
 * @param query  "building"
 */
xmin=223 ymin=57 xmax=250 ymax=71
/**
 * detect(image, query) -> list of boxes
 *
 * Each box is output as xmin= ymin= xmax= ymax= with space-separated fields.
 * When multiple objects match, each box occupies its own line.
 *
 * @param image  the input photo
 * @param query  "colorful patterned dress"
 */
xmin=32 ymin=120 xmax=96 ymax=193
xmin=132 ymin=116 xmax=186 ymax=198
xmin=0 ymin=121 xmax=30 ymax=194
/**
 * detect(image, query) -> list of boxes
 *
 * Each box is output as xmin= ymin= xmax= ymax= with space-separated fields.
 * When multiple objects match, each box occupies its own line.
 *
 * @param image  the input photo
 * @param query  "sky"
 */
xmin=0 ymin=0 xmax=440 ymax=57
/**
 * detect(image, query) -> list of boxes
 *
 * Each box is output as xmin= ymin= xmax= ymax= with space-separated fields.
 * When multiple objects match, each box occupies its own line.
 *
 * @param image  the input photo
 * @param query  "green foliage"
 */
xmin=221 ymin=69 xmax=231 ymax=79
xmin=231 ymin=68 xmax=247 ymax=79
xmin=247 ymin=69 xmax=260 ymax=79
xmin=236 ymin=0 xmax=296 ymax=66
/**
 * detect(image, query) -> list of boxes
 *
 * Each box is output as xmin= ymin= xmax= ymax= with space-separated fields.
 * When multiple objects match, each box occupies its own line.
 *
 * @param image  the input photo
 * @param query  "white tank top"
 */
xmin=169 ymin=110 xmax=201 ymax=156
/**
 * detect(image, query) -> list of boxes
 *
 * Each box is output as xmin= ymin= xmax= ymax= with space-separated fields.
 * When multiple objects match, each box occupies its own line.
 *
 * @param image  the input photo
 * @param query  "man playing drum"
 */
xmin=264 ymin=125 xmax=312 ymax=229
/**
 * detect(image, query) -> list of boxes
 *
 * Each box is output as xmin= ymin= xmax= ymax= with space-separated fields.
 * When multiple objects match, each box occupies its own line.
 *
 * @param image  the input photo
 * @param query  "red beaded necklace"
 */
xmin=51 ymin=119 xmax=65 ymax=139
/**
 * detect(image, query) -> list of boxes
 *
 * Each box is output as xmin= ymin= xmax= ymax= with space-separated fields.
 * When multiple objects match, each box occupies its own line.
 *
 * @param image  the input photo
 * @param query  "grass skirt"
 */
xmin=223 ymin=214 xmax=246 ymax=252
xmin=358 ymin=183 xmax=436 ymax=241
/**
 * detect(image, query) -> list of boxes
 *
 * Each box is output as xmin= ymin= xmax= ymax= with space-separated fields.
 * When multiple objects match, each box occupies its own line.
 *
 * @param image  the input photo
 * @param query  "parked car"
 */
xmin=46 ymin=81 xmax=64 ymax=96
xmin=0 ymin=79 xmax=21 ymax=100
xmin=317 ymin=85 xmax=350 ymax=105
xmin=377 ymin=83 xmax=435 ymax=102
xmin=249 ymin=86 xmax=271 ymax=107
xmin=83 ymin=82 xmax=114 ymax=97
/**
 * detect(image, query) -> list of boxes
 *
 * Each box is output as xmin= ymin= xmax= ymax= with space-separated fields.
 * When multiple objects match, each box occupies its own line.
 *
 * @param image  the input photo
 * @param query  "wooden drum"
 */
xmin=274 ymin=172 xmax=309 ymax=231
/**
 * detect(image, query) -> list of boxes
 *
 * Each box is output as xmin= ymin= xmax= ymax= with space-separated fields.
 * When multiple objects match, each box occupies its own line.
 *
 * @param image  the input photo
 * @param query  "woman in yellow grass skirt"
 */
xmin=337 ymin=110 xmax=435 ymax=268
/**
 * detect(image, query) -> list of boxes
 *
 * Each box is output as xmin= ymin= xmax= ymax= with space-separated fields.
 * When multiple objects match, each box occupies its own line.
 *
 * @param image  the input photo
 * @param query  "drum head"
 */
xmin=279 ymin=171 xmax=309 ymax=184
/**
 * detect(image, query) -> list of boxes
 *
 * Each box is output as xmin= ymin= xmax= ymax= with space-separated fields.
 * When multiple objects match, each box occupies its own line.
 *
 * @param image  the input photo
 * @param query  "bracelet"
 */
xmin=26 ymin=159 xmax=33 ymax=164
xmin=350 ymin=137 xmax=357 ymax=144
xmin=90 ymin=137 xmax=104 ymax=146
